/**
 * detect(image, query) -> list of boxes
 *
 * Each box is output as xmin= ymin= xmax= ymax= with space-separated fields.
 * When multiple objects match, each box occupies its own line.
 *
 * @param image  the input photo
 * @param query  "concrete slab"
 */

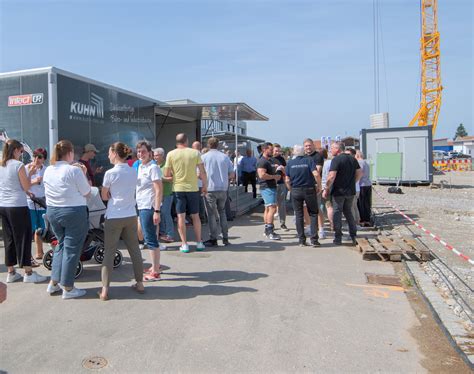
xmin=0 ymin=211 xmax=451 ymax=373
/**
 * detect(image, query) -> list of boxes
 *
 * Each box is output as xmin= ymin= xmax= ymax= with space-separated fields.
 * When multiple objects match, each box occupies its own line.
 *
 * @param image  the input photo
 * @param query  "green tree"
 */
xmin=454 ymin=123 xmax=468 ymax=140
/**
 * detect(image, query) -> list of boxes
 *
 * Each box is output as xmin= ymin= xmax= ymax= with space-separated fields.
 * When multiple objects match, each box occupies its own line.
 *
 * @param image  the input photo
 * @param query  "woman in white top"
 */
xmin=43 ymin=140 xmax=91 ymax=300
xmin=136 ymin=141 xmax=163 ymax=282
xmin=0 ymin=139 xmax=47 ymax=284
xmin=98 ymin=142 xmax=144 ymax=301
xmin=26 ymin=147 xmax=48 ymax=260
xmin=321 ymin=157 xmax=334 ymax=231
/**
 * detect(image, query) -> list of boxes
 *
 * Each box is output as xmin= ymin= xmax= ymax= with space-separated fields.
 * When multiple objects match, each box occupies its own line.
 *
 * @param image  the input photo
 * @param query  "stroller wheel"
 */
xmin=43 ymin=250 xmax=54 ymax=270
xmin=113 ymin=251 xmax=123 ymax=268
xmin=74 ymin=261 xmax=83 ymax=278
xmin=93 ymin=245 xmax=105 ymax=264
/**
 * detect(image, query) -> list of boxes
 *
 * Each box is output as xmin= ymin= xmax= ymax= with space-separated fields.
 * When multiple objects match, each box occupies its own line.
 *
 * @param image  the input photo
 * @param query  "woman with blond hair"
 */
xmin=43 ymin=140 xmax=91 ymax=299
xmin=98 ymin=142 xmax=145 ymax=300
xmin=0 ymin=139 xmax=47 ymax=284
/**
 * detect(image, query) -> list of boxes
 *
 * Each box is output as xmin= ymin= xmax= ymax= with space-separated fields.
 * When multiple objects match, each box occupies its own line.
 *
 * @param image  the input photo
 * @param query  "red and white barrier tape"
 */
xmin=373 ymin=187 xmax=474 ymax=265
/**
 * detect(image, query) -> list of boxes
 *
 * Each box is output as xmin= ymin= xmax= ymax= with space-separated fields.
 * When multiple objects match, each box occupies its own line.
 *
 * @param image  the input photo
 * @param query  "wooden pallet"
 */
xmin=356 ymin=234 xmax=430 ymax=262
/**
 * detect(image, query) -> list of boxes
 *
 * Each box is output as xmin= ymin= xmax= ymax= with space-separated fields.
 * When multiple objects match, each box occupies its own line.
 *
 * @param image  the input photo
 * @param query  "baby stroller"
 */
xmin=33 ymin=187 xmax=123 ymax=278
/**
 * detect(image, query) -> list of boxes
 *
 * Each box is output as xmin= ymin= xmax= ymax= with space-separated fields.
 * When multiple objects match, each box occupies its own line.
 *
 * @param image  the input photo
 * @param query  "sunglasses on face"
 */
xmin=35 ymin=155 xmax=44 ymax=159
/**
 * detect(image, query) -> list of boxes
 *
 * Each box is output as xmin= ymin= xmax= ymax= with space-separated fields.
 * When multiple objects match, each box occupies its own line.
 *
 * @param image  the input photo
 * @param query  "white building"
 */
xmin=452 ymin=136 xmax=474 ymax=156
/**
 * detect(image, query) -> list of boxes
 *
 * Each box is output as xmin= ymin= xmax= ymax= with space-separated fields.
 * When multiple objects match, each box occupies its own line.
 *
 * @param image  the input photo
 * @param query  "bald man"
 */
xmin=164 ymin=134 xmax=207 ymax=253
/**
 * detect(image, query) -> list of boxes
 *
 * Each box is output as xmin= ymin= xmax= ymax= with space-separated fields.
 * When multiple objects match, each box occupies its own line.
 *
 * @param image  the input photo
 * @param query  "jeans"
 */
xmin=225 ymin=190 xmax=233 ymax=220
xmin=332 ymin=195 xmax=357 ymax=241
xmin=159 ymin=195 xmax=174 ymax=237
xmin=205 ymin=191 xmax=229 ymax=240
xmin=47 ymin=206 xmax=88 ymax=288
xmin=261 ymin=188 xmax=277 ymax=206
xmin=138 ymin=208 xmax=159 ymax=249
xmin=276 ymin=184 xmax=287 ymax=225
xmin=292 ymin=187 xmax=319 ymax=243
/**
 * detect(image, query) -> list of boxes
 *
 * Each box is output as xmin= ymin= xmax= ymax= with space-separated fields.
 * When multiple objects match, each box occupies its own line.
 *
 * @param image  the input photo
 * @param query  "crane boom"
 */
xmin=408 ymin=0 xmax=442 ymax=135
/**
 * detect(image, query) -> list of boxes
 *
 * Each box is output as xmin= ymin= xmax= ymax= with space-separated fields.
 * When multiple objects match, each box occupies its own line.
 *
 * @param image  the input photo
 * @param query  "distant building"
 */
xmin=453 ymin=136 xmax=474 ymax=156
xmin=433 ymin=138 xmax=453 ymax=152
xmin=165 ymin=99 xmax=248 ymax=137
xmin=311 ymin=135 xmax=359 ymax=151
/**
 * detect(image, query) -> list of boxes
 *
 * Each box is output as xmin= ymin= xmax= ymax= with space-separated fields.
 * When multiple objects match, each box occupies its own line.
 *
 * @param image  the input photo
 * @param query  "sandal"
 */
xmin=35 ymin=254 xmax=44 ymax=260
xmin=144 ymin=272 xmax=161 ymax=282
xmin=97 ymin=290 xmax=109 ymax=301
xmin=131 ymin=283 xmax=145 ymax=294
xmin=143 ymin=267 xmax=162 ymax=275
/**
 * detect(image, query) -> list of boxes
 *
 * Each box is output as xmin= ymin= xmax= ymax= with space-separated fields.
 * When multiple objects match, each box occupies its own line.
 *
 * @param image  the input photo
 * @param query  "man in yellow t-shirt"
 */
xmin=164 ymin=133 xmax=208 ymax=253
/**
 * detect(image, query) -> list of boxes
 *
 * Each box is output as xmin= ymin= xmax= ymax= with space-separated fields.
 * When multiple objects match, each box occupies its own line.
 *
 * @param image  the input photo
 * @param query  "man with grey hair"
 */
xmin=323 ymin=141 xmax=362 ymax=245
xmin=201 ymin=137 xmax=235 ymax=246
xmin=355 ymin=150 xmax=372 ymax=226
xmin=285 ymin=144 xmax=321 ymax=246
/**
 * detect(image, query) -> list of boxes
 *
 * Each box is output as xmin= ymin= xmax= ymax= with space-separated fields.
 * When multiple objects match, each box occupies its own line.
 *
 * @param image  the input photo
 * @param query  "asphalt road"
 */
xmin=0 ymin=209 xmax=465 ymax=373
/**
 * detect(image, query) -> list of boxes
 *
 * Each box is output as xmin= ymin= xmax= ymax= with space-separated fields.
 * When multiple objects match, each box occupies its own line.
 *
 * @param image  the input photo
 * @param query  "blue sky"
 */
xmin=0 ymin=0 xmax=472 ymax=145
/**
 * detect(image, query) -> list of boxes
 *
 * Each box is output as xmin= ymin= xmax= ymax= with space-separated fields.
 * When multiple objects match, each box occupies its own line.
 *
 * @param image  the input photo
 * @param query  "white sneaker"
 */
xmin=23 ymin=271 xmax=48 ymax=283
xmin=196 ymin=242 xmax=205 ymax=251
xmin=62 ymin=287 xmax=86 ymax=299
xmin=6 ymin=272 xmax=22 ymax=283
xmin=319 ymin=230 xmax=326 ymax=239
xmin=159 ymin=243 xmax=167 ymax=251
xmin=46 ymin=283 xmax=61 ymax=294
xmin=180 ymin=244 xmax=190 ymax=253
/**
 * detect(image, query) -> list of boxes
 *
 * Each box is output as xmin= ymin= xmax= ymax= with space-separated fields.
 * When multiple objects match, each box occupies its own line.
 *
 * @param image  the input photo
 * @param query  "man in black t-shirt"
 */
xmin=271 ymin=143 xmax=288 ymax=231
xmin=285 ymin=144 xmax=321 ymax=247
xmin=257 ymin=142 xmax=284 ymax=240
xmin=322 ymin=142 xmax=362 ymax=245
xmin=303 ymin=138 xmax=326 ymax=238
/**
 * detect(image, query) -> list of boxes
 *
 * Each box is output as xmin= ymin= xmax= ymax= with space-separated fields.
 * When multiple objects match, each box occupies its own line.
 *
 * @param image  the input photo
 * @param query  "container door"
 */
xmin=403 ymin=137 xmax=428 ymax=181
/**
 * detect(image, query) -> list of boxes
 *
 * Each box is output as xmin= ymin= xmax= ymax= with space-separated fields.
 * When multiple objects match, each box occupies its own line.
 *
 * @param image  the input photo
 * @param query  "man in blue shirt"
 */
xmin=285 ymin=144 xmax=322 ymax=247
xmin=201 ymin=137 xmax=235 ymax=247
xmin=240 ymin=149 xmax=258 ymax=198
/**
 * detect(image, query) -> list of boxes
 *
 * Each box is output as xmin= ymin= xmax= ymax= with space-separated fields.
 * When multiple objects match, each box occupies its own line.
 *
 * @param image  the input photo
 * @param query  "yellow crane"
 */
xmin=408 ymin=0 xmax=442 ymax=135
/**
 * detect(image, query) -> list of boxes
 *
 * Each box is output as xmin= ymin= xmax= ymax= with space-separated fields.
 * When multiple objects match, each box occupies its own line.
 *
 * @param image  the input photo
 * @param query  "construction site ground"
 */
xmin=372 ymin=171 xmax=473 ymax=307
xmin=0 ymin=204 xmax=472 ymax=373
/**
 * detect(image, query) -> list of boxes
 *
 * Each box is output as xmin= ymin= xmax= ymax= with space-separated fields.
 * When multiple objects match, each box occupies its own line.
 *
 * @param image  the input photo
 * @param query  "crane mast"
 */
xmin=408 ymin=0 xmax=442 ymax=135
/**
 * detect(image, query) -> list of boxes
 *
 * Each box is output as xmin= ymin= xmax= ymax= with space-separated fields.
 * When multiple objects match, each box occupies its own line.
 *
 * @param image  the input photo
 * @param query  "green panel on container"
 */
xmin=376 ymin=152 xmax=402 ymax=179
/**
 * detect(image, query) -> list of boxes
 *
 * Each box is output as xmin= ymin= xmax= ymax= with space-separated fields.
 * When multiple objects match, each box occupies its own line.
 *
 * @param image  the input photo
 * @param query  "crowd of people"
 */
xmin=0 ymin=133 xmax=372 ymax=301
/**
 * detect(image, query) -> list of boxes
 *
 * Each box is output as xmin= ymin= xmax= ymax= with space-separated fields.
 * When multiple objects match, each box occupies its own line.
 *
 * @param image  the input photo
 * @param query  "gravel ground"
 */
xmin=373 ymin=171 xmax=474 ymax=281
xmin=372 ymin=171 xmax=474 ymax=332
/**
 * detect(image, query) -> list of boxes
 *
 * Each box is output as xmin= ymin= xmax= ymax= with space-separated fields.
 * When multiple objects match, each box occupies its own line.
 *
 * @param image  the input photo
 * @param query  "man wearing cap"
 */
xmin=79 ymin=144 xmax=103 ymax=186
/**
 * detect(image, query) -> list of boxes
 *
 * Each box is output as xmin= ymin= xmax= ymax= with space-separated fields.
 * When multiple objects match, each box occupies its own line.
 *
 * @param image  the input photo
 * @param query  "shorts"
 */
xmin=29 ymin=208 xmax=46 ymax=232
xmin=138 ymin=208 xmax=159 ymax=249
xmin=174 ymin=191 xmax=200 ymax=215
xmin=260 ymin=188 xmax=277 ymax=207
